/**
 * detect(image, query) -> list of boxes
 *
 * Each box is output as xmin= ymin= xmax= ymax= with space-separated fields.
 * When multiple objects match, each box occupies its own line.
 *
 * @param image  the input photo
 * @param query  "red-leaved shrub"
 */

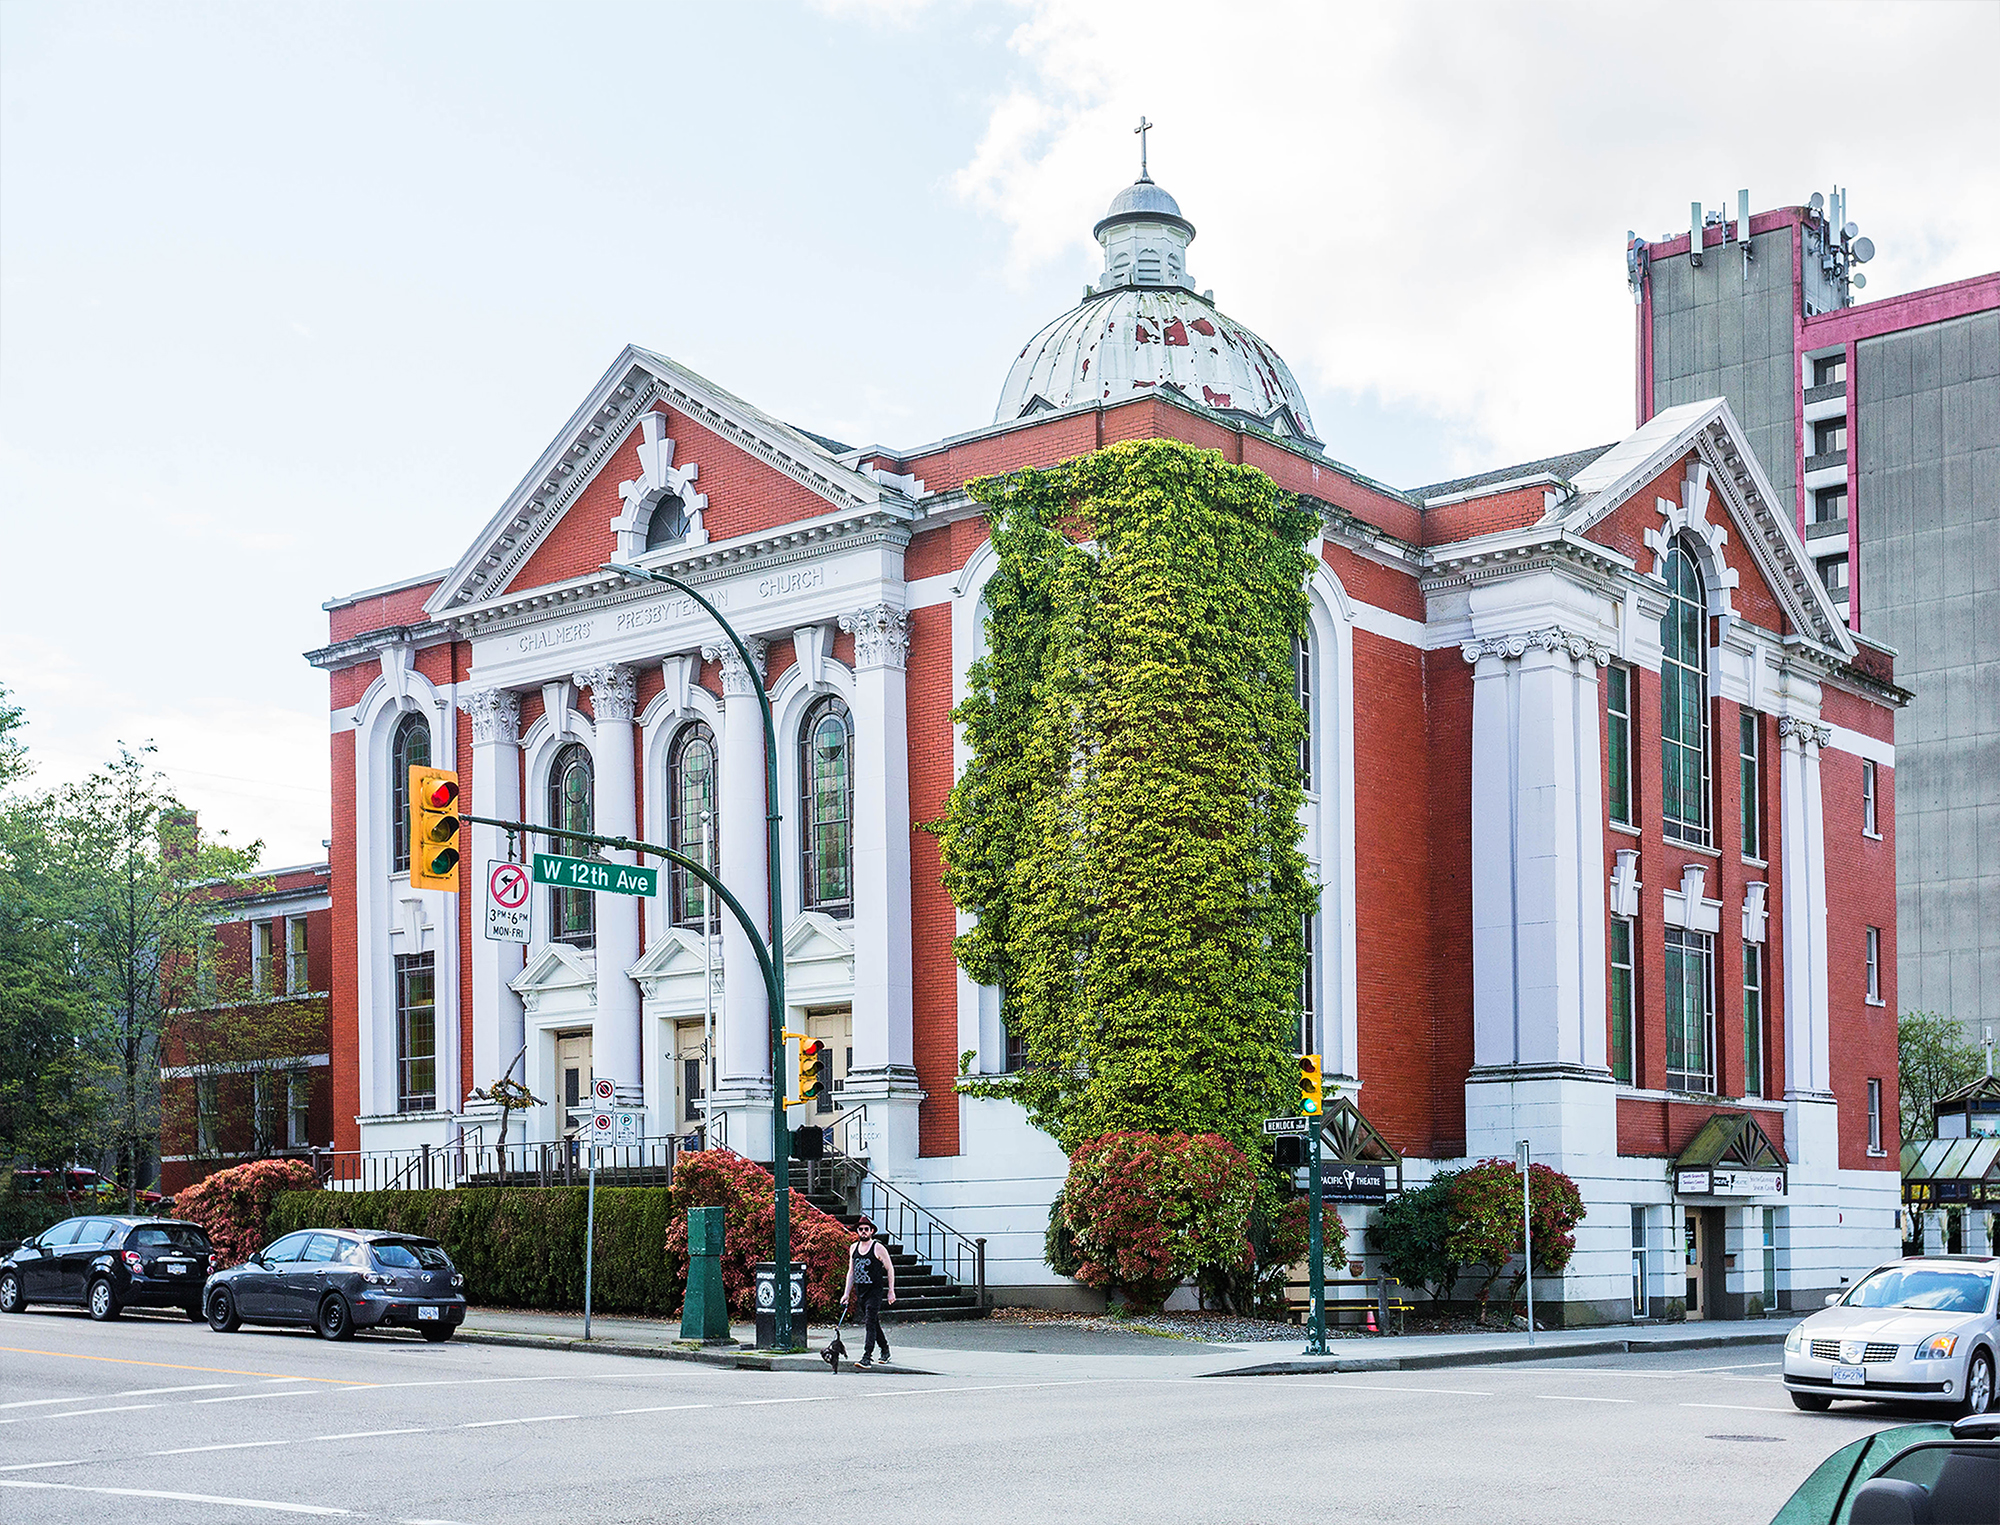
xmin=1055 ymin=1131 xmax=1259 ymax=1312
xmin=661 ymin=1150 xmax=852 ymax=1317
xmin=172 ymin=1158 xmax=318 ymax=1267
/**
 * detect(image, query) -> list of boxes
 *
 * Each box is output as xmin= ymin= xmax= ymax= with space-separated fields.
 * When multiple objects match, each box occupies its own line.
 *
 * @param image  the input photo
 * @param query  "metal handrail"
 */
xmin=312 ymin=1131 xmax=680 ymax=1192
xmin=849 ymin=1166 xmax=987 ymax=1308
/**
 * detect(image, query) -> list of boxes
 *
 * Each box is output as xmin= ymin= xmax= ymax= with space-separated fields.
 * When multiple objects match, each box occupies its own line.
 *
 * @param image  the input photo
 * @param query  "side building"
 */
xmin=1631 ymin=192 xmax=1999 ymax=1053
xmin=158 ymin=862 xmax=335 ymax=1195
xmin=309 ymin=170 xmax=1909 ymax=1319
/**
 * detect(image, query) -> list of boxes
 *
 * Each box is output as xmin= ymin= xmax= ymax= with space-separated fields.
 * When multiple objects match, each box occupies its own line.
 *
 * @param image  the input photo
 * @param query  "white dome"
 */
xmin=995 ymin=175 xmax=1320 ymax=445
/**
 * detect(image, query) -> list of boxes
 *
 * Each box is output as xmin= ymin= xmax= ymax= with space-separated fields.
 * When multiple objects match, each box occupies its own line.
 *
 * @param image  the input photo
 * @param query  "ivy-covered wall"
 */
xmin=943 ymin=439 xmax=1317 ymax=1159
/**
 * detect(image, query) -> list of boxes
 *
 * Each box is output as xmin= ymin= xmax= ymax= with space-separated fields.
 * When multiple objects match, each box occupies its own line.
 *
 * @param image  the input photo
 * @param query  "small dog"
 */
xmin=822 ymin=1307 xmax=849 ymax=1373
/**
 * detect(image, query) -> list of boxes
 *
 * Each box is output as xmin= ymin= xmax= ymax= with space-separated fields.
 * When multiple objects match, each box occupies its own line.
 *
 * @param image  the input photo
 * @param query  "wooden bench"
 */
xmin=1284 ymin=1274 xmax=1414 ymax=1335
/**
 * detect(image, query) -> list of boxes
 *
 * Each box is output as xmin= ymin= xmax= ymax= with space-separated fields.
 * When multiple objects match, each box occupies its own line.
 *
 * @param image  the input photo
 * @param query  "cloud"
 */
xmin=951 ymin=0 xmax=2000 ymax=476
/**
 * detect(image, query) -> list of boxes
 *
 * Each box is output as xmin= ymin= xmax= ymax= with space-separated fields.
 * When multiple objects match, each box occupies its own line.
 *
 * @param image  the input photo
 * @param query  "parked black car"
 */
xmin=0 ymin=1216 xmax=213 ymax=1320
xmin=204 ymin=1228 xmax=466 ymax=1342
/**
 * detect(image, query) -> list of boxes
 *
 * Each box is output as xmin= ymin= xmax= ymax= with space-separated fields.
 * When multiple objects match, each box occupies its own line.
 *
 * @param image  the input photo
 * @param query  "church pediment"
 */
xmin=510 ymin=942 xmax=597 ymax=1013
xmin=426 ymin=346 xmax=905 ymax=618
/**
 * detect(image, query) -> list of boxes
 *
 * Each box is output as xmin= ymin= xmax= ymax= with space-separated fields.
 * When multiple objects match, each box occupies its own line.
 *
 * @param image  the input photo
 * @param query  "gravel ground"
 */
xmin=986 ymin=1305 xmax=1526 ymax=1344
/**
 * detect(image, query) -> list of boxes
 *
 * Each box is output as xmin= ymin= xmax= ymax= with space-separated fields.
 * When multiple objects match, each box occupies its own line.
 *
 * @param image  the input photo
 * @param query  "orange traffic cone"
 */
xmin=1365 ymin=1309 xmax=1378 ymax=1333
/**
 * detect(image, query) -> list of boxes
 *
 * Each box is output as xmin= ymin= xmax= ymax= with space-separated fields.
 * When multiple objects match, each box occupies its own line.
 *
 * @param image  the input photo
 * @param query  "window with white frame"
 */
xmin=1743 ymin=942 xmax=1764 ymax=1098
xmin=1664 ymin=927 xmax=1714 ymax=1093
xmin=196 ymin=1075 xmax=219 ymax=1155
xmin=1862 ymin=759 xmax=1878 ymax=836
xmin=1293 ymin=629 xmax=1314 ymax=793
xmin=395 ymin=952 xmax=437 ymax=1112
xmin=253 ymin=920 xmax=278 ymax=997
xmin=1607 ymin=665 xmax=1634 ymax=827
xmin=254 ymin=1073 xmax=281 ymax=1155
xmin=287 ymin=918 xmax=310 ymax=994
xmin=799 ymin=696 xmax=854 ymax=918
xmin=547 ymin=743 xmax=595 ymax=949
xmin=1866 ymin=926 xmax=1881 ymax=1002
xmin=668 ymin=722 xmax=719 ymax=930
xmin=287 ymin=1070 xmax=311 ymax=1149
xmin=390 ymin=712 xmax=431 ymax=876
xmin=1740 ymin=712 xmax=1762 ymax=860
xmin=1867 ymin=1078 xmax=1883 ymax=1152
xmin=1299 ymin=911 xmax=1318 ymax=1056
xmin=1609 ymin=917 xmax=1635 ymax=1084
xmin=1660 ymin=540 xmax=1711 ymax=846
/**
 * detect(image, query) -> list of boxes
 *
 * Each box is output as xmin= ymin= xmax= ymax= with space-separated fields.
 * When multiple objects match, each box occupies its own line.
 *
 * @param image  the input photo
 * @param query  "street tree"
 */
xmin=1899 ymin=1010 xmax=1985 ymax=1143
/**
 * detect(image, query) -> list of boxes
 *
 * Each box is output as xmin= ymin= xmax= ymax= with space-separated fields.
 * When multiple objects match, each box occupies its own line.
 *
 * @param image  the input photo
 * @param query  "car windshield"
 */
xmin=371 ymin=1241 xmax=451 ymax=1270
xmin=1770 ymin=1424 xmax=1952 ymax=1525
xmin=128 ymin=1226 xmax=208 ymax=1251
xmin=1843 ymin=1266 xmax=1994 ymax=1313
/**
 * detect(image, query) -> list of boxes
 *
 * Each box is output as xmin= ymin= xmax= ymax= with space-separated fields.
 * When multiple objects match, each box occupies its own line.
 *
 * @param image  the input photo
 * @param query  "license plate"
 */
xmin=1832 ymin=1364 xmax=1866 ymax=1386
xmin=165 ymin=1263 xmax=186 ymax=1275
xmin=417 ymin=1305 xmax=439 ymax=1320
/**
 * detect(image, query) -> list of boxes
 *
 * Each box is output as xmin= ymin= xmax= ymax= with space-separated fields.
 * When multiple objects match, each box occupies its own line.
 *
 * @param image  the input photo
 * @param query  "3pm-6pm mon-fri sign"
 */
xmin=532 ymin=852 xmax=659 ymax=898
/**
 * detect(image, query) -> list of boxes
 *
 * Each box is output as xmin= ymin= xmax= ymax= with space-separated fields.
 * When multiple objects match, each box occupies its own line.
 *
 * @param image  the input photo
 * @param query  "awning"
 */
xmin=1673 ymin=1112 xmax=1787 ymax=1197
xmin=1901 ymin=1136 xmax=2000 ymax=1206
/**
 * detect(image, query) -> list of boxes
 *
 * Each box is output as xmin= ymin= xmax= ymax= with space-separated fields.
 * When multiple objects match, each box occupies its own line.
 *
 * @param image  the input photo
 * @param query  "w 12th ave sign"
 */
xmin=533 ymin=852 xmax=658 ymax=898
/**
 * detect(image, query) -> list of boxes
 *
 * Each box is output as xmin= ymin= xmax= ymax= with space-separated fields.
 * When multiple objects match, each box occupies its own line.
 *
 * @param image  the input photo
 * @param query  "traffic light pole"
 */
xmin=606 ymin=560 xmax=794 ymax=1351
xmin=1306 ymin=1120 xmax=1327 ymax=1357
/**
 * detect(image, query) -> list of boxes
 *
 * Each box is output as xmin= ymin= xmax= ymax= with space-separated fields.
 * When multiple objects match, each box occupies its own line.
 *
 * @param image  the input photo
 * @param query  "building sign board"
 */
xmin=1678 ymin=1167 xmax=1786 ymax=1197
xmin=1319 ymin=1163 xmax=1389 ymax=1204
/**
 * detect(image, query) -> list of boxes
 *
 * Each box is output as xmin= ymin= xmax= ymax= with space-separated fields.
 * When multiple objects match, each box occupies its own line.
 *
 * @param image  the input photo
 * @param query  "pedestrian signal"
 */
xmin=797 ymin=1040 xmax=826 ymax=1103
xmin=1299 ymin=1053 xmax=1323 ymax=1116
xmin=409 ymin=768 xmax=462 ymax=891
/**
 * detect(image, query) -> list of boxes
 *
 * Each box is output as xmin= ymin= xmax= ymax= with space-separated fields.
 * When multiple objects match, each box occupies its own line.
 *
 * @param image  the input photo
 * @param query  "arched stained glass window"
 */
xmin=1660 ymin=539 xmax=1710 ymax=845
xmin=668 ymin=722 xmax=718 ymax=930
xmin=799 ymin=696 xmax=853 ymax=918
xmin=390 ymin=713 xmax=431 ymax=875
xmin=547 ymin=743 xmax=595 ymax=948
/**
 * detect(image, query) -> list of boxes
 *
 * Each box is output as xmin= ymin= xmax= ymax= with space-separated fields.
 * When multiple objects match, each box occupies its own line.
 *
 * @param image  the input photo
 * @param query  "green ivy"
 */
xmin=943 ymin=440 xmax=1317 ymax=1159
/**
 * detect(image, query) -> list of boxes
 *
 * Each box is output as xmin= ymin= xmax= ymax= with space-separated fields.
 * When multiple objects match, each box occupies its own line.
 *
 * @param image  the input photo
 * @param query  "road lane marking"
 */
xmin=314 ymin=1429 xmax=429 ymax=1441
xmin=0 ymin=1460 xmax=88 ymax=1472
xmin=1537 ymin=1394 xmax=1636 ymax=1403
xmin=111 ymin=1384 xmax=236 ymax=1397
xmin=0 ymin=1346 xmax=364 ymax=1384
xmin=1296 ymin=1382 xmax=1495 ymax=1397
xmin=152 ymin=1440 xmax=290 ymax=1456
xmin=0 ymin=1479 xmax=349 ymax=1514
xmin=28 ymin=1404 xmax=161 ymax=1420
xmin=459 ymin=1414 xmax=578 ymax=1428
xmin=0 ymin=1397 xmax=90 ymax=1411
xmin=609 ymin=1404 xmax=715 ymax=1416
xmin=194 ymin=1389 xmax=323 ymax=1404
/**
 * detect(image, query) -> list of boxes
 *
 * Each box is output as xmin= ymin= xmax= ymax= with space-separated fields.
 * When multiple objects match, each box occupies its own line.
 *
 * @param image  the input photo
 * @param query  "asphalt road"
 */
xmin=0 ymin=1309 xmax=1931 ymax=1524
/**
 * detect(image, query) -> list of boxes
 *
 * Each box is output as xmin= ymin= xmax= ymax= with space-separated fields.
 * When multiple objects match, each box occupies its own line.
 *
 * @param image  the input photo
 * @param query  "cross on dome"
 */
xmin=1134 ymin=114 xmax=1153 ymax=182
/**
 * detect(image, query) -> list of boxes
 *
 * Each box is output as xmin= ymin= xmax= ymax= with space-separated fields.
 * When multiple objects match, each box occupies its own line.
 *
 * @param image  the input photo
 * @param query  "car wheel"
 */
xmin=1964 ymin=1349 xmax=1995 ymax=1416
xmin=1790 ymin=1391 xmax=1832 ymax=1412
xmin=316 ymin=1293 xmax=354 ymax=1342
xmin=419 ymin=1324 xmax=455 ymax=1343
xmin=0 ymin=1271 xmax=22 ymax=1314
xmin=207 ymin=1287 xmax=241 ymax=1333
xmin=87 ymin=1277 xmax=120 ymax=1321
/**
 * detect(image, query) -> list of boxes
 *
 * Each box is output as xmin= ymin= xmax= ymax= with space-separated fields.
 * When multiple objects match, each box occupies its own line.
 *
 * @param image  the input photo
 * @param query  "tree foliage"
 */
xmin=1368 ymin=1172 xmax=1463 ymax=1304
xmin=1447 ymin=1159 xmax=1586 ymax=1316
xmin=1899 ymin=1010 xmax=1984 ymax=1143
xmin=943 ymin=440 xmax=1318 ymax=1158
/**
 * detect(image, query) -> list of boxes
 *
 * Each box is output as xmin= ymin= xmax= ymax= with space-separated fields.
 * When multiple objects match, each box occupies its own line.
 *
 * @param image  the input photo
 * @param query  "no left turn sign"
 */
xmin=485 ymin=860 xmax=532 ymax=944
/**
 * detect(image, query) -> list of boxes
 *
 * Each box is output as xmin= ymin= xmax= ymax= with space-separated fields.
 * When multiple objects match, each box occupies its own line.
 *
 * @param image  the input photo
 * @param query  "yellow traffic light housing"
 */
xmin=797 ymin=1040 xmax=825 ymax=1104
xmin=1299 ymin=1052 xmax=1323 ymax=1116
xmin=409 ymin=767 xmax=462 ymax=891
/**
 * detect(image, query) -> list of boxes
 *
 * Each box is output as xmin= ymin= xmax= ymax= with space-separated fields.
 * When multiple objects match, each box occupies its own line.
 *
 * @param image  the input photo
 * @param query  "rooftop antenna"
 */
xmin=1134 ymin=115 xmax=1153 ymax=183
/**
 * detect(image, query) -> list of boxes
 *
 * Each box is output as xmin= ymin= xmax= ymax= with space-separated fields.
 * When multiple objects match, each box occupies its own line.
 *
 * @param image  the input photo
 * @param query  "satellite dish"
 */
xmin=1853 ymin=236 xmax=1876 ymax=263
xmin=1842 ymin=221 xmax=1859 ymax=241
xmin=1809 ymin=192 xmax=1825 ymax=212
xmin=1853 ymin=272 xmax=1867 ymax=289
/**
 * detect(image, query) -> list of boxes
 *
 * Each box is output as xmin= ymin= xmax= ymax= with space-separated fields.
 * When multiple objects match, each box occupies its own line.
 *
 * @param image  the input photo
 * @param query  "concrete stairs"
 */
xmin=791 ymin=1169 xmax=986 ymax=1324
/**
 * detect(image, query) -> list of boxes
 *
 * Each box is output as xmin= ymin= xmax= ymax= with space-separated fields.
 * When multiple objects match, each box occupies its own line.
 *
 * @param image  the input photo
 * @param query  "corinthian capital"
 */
xmin=457 ymin=689 xmax=521 ymax=747
xmin=839 ymin=604 xmax=911 ymax=671
xmin=1460 ymin=625 xmax=1611 ymax=667
xmin=701 ymin=638 xmax=768 ymax=697
xmin=574 ymin=663 xmax=638 ymax=724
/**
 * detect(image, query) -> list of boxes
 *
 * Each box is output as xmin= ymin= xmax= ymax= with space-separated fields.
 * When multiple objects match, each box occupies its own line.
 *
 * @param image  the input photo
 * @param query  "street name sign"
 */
xmin=484 ymin=861 xmax=531 ymax=943
xmin=533 ymin=852 xmax=658 ymax=898
xmin=1262 ymin=1115 xmax=1311 ymax=1136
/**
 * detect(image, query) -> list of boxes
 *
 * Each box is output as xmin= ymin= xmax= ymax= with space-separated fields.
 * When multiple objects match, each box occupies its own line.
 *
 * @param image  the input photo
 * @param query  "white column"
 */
xmin=839 ymin=605 xmax=923 ymax=1177
xmin=1779 ymin=718 xmax=1834 ymax=1098
xmin=1466 ymin=645 xmax=1518 ymax=1069
xmin=577 ymin=664 xmax=643 ymax=1103
xmin=458 ymin=689 xmax=524 ymax=1102
xmin=705 ymin=637 xmax=772 ymax=1159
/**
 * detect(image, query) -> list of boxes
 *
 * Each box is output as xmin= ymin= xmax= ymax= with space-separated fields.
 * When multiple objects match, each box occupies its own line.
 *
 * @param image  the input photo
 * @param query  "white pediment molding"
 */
xmin=510 ymin=942 xmax=598 ymax=1015
xmin=785 ymin=912 xmax=856 ymax=1006
xmin=427 ymin=346 xmax=904 ymax=618
xmin=629 ymin=927 xmax=718 ymax=1007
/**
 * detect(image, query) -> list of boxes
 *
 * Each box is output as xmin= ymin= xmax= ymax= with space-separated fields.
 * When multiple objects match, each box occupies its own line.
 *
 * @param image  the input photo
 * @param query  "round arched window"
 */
xmin=390 ymin=713 xmax=431 ymax=875
xmin=668 ymin=722 xmax=718 ymax=929
xmin=1660 ymin=539 xmax=1710 ymax=845
xmin=547 ymin=743 xmax=595 ymax=947
xmin=799 ymin=696 xmax=853 ymax=918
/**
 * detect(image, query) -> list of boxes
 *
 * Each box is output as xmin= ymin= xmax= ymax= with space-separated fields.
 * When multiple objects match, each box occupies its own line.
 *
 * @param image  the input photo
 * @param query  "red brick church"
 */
xmin=310 ymin=160 xmax=1903 ymax=1319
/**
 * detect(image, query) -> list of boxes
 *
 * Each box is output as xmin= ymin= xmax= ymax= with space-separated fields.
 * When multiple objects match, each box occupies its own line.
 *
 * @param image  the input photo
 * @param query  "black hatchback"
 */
xmin=0 ymin=1216 xmax=213 ymax=1321
xmin=204 ymin=1228 xmax=467 ymax=1341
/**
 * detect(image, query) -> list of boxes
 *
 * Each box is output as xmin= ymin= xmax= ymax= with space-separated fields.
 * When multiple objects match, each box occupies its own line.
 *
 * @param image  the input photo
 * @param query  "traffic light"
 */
xmin=409 ymin=767 xmax=462 ymax=891
xmin=797 ymin=1040 xmax=825 ymax=1104
xmin=1299 ymin=1052 xmax=1323 ymax=1116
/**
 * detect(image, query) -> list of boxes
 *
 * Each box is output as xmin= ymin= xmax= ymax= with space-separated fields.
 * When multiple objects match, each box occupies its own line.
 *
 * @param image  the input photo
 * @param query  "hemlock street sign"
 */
xmin=1263 ymin=1115 xmax=1312 ymax=1135
xmin=532 ymin=852 xmax=658 ymax=898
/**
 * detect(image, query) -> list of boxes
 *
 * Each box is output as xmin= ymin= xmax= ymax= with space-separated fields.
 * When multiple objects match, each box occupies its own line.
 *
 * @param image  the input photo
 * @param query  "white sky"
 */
xmin=2 ymin=0 xmax=1995 ymax=866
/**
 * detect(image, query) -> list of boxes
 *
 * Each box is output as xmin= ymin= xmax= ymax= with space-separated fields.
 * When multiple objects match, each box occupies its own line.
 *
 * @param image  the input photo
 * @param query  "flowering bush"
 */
xmin=1198 ymin=1191 xmax=1348 ymax=1315
xmin=661 ymin=1150 xmax=851 ymax=1317
xmin=1447 ymin=1159 xmax=1586 ymax=1318
xmin=1055 ymin=1131 xmax=1259 ymax=1312
xmin=172 ymin=1157 xmax=317 ymax=1267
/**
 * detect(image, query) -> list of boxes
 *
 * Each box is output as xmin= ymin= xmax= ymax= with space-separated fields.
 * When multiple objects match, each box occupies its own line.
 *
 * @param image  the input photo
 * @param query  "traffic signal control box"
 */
xmin=409 ymin=767 xmax=462 ymax=891
xmin=1299 ymin=1052 xmax=1323 ymax=1116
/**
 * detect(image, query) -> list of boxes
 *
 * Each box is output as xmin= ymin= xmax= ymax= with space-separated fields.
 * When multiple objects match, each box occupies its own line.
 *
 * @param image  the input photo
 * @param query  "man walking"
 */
xmin=842 ymin=1217 xmax=896 ymax=1368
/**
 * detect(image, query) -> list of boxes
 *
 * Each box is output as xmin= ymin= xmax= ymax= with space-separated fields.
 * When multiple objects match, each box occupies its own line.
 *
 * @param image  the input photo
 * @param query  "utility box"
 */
xmin=753 ymin=1261 xmax=805 ymax=1351
xmin=679 ymin=1206 xmax=731 ymax=1344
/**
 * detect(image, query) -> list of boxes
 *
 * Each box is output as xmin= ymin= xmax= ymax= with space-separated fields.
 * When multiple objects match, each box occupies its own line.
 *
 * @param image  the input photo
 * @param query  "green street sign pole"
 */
xmin=603 ymin=559 xmax=794 ymax=1352
xmin=1306 ymin=1118 xmax=1327 ymax=1357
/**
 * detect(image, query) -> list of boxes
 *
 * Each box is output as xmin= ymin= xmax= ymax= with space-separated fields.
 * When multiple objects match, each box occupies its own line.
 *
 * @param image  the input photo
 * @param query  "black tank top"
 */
xmin=851 ymin=1240 xmax=884 ymax=1289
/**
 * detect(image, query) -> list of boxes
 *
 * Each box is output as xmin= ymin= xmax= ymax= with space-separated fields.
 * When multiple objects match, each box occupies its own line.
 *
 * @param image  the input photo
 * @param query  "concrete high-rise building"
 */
xmin=1631 ymin=193 xmax=1999 ymax=1051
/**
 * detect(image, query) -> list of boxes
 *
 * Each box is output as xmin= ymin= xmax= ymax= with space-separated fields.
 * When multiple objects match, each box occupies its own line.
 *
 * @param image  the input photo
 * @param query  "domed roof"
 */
xmin=996 ymin=172 xmax=1319 ymax=445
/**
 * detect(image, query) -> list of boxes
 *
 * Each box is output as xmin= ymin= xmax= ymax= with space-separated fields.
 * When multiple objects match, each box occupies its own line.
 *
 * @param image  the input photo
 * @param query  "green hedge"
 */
xmin=266 ymin=1188 xmax=681 ymax=1315
xmin=0 ymin=1195 xmax=78 ymax=1247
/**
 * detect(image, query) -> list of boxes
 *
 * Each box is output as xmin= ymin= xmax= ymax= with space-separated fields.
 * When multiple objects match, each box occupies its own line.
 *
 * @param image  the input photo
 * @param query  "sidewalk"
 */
xmin=454 ymin=1304 xmax=1801 ymax=1382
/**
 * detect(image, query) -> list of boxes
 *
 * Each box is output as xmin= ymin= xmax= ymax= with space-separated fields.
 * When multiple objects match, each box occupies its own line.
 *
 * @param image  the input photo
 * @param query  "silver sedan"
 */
xmin=1783 ymin=1255 xmax=1998 ymax=1415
